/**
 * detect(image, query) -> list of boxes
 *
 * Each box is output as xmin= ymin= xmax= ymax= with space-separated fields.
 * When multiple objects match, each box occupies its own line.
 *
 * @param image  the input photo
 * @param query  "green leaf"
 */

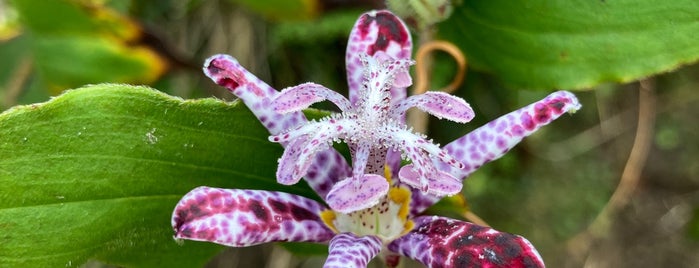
xmin=0 ymin=84 xmax=320 ymax=267
xmin=440 ymin=0 xmax=699 ymax=90
xmin=11 ymin=0 xmax=140 ymax=39
xmin=10 ymin=0 xmax=166 ymax=91
xmin=31 ymin=35 xmax=166 ymax=90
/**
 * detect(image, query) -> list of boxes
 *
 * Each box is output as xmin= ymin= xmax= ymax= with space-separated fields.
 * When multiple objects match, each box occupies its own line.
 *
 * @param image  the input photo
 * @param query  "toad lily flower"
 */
xmin=187 ymin=9 xmax=581 ymax=267
xmin=206 ymin=9 xmax=474 ymax=214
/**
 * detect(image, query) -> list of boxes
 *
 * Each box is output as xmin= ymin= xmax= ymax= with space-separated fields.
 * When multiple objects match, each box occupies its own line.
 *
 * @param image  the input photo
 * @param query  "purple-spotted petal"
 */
xmin=385 ymin=148 xmax=403 ymax=180
xmin=398 ymin=164 xmax=461 ymax=196
xmin=203 ymin=54 xmax=305 ymax=135
xmin=388 ymin=216 xmax=545 ymax=268
xmin=324 ymin=233 xmax=382 ymax=268
xmin=273 ymin=82 xmax=352 ymax=113
xmin=411 ymin=91 xmax=581 ymax=215
xmin=172 ymin=187 xmax=334 ymax=246
xmin=276 ymin=137 xmax=310 ymax=185
xmin=391 ymin=128 xmax=464 ymax=170
xmin=326 ymin=174 xmax=390 ymax=213
xmin=272 ymin=117 xmax=356 ymax=186
xmin=346 ymin=10 xmax=412 ymax=105
xmin=443 ymin=90 xmax=581 ymax=179
xmin=392 ymin=91 xmax=475 ymax=123
xmin=204 ymin=55 xmax=352 ymax=203
xmin=390 ymin=127 xmax=463 ymax=195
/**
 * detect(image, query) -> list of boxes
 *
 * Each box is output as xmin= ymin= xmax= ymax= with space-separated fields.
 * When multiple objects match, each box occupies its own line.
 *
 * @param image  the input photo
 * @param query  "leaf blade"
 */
xmin=0 ymin=84 xmax=319 ymax=267
xmin=440 ymin=0 xmax=699 ymax=89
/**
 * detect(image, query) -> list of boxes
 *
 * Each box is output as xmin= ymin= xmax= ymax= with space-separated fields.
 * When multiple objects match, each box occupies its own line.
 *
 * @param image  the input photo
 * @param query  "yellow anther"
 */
xmin=383 ymin=164 xmax=393 ymax=184
xmin=320 ymin=210 xmax=339 ymax=233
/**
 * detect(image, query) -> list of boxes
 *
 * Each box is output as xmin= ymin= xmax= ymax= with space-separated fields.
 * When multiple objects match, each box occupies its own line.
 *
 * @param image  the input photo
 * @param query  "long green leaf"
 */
xmin=0 ymin=84 xmax=319 ymax=267
xmin=441 ymin=0 xmax=699 ymax=89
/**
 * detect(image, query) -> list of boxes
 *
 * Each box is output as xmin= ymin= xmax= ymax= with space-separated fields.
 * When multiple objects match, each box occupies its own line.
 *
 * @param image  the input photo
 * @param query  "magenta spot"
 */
xmin=496 ymin=121 xmax=508 ymax=132
xmin=511 ymin=125 xmax=524 ymax=136
xmin=269 ymin=200 xmax=288 ymax=213
xmin=520 ymin=112 xmax=535 ymax=131
xmin=249 ymin=84 xmax=265 ymax=97
xmin=290 ymin=205 xmax=317 ymax=221
xmin=207 ymin=64 xmax=225 ymax=75
xmin=549 ymin=99 xmax=566 ymax=113
xmin=533 ymin=103 xmax=552 ymax=123
xmin=249 ymin=200 xmax=269 ymax=222
xmin=217 ymin=78 xmax=239 ymax=90
xmin=457 ymin=137 xmax=467 ymax=145
xmin=318 ymin=182 xmax=330 ymax=192
xmin=307 ymin=170 xmax=318 ymax=179
xmin=454 ymin=149 xmax=464 ymax=159
xmin=357 ymin=11 xmax=409 ymax=56
xmin=470 ymin=152 xmax=481 ymax=161
xmin=496 ymin=137 xmax=507 ymax=149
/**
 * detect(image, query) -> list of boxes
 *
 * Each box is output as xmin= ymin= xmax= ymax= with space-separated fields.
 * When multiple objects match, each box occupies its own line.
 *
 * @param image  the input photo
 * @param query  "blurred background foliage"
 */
xmin=1 ymin=0 xmax=698 ymax=267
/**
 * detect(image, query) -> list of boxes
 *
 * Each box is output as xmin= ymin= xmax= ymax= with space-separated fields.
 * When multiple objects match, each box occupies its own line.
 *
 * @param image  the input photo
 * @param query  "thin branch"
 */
xmin=566 ymin=79 xmax=657 ymax=264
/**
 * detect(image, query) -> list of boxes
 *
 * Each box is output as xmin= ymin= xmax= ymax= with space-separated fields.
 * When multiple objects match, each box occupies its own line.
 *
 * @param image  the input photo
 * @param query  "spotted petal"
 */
xmin=273 ymin=82 xmax=352 ymax=113
xmin=273 ymin=118 xmax=357 ymax=185
xmin=392 ymin=91 xmax=475 ymax=123
xmin=325 ymin=174 xmax=390 ymax=213
xmin=392 ymin=127 xmax=464 ymax=195
xmin=444 ymin=90 xmax=581 ymax=179
xmin=275 ymin=137 xmax=311 ymax=185
xmin=323 ymin=233 xmax=382 ymax=268
xmin=172 ymin=187 xmax=334 ymax=247
xmin=388 ymin=216 xmax=545 ymax=268
xmin=410 ymin=91 xmax=581 ymax=215
xmin=346 ymin=10 xmax=412 ymax=105
xmin=398 ymin=164 xmax=461 ymax=196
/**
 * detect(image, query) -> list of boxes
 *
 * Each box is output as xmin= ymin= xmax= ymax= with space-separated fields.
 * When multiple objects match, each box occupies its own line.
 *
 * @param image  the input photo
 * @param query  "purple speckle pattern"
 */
xmin=390 ymin=92 xmax=475 ymax=123
xmin=203 ymin=54 xmax=351 ymax=199
xmin=305 ymin=150 xmax=353 ymax=199
xmin=346 ymin=10 xmax=412 ymax=107
xmin=172 ymin=187 xmax=334 ymax=246
xmin=387 ymin=216 xmax=545 ymax=268
xmin=324 ymin=233 xmax=382 ymax=268
xmin=398 ymin=164 xmax=461 ymax=196
xmin=273 ymin=82 xmax=352 ymax=113
xmin=410 ymin=91 xmax=581 ymax=215
xmin=443 ymin=91 xmax=581 ymax=179
xmin=325 ymin=174 xmax=389 ymax=213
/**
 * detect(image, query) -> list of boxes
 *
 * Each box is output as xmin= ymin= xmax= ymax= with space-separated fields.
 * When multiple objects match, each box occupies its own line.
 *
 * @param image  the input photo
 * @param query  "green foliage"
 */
xmin=2 ymin=1 xmax=699 ymax=267
xmin=11 ymin=0 xmax=166 ymax=91
xmin=440 ymin=0 xmax=699 ymax=89
xmin=0 ymin=84 xmax=319 ymax=267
